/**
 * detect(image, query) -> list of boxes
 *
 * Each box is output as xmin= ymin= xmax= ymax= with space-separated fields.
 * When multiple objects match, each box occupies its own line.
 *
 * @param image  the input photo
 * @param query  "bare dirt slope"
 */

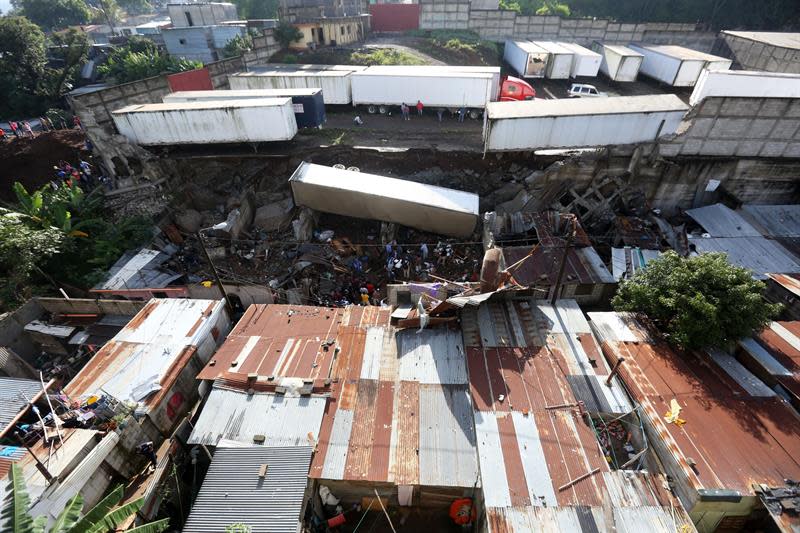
xmin=0 ymin=130 xmax=88 ymax=202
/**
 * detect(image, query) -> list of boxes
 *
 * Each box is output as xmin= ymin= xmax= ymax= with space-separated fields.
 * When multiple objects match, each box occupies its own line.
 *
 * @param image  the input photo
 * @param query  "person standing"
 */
xmin=400 ymin=103 xmax=409 ymax=121
xmin=9 ymin=121 xmax=20 ymax=138
xmin=437 ymin=108 xmax=444 ymax=123
xmin=420 ymin=242 xmax=429 ymax=261
xmin=22 ymin=121 xmax=34 ymax=137
xmin=416 ymin=100 xmax=424 ymax=116
xmin=73 ymin=115 xmax=82 ymax=130
xmin=458 ymin=106 xmax=466 ymax=123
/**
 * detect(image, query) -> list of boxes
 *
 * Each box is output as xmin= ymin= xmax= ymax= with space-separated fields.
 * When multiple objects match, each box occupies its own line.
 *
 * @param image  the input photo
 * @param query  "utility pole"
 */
xmin=196 ymin=231 xmax=235 ymax=316
xmin=550 ymin=214 xmax=577 ymax=305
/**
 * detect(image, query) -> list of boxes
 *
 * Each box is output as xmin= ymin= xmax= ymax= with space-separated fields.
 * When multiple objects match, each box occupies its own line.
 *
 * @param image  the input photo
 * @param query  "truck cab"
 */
xmin=499 ymin=75 xmax=536 ymax=102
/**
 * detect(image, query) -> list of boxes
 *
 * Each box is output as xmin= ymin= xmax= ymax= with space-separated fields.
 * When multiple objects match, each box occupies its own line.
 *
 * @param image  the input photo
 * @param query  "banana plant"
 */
xmin=2 ymin=464 xmax=169 ymax=533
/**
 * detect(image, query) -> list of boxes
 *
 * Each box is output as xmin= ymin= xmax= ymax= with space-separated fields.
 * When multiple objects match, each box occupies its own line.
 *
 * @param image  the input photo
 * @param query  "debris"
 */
xmin=253 ymin=198 xmax=294 ymax=231
xmin=175 ymin=209 xmax=203 ymax=233
xmin=664 ymin=398 xmax=686 ymax=426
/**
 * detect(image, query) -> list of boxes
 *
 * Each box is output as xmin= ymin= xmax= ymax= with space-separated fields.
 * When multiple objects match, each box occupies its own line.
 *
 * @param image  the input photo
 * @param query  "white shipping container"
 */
xmin=229 ymin=69 xmax=353 ymax=104
xmin=503 ymin=40 xmax=549 ymax=78
xmin=690 ymin=69 xmax=800 ymax=106
xmin=289 ymin=162 xmax=479 ymax=237
xmin=351 ymin=66 xmax=495 ymax=109
xmin=592 ymin=42 xmax=643 ymax=82
xmin=361 ymin=65 xmax=502 ymax=102
xmin=628 ymin=44 xmax=730 ymax=87
xmin=483 ymin=94 xmax=688 ymax=152
xmin=557 ymin=42 xmax=602 ymax=78
xmin=112 ymin=98 xmax=297 ymax=145
xmin=532 ymin=41 xmax=573 ymax=79
xmin=164 ymin=89 xmax=321 ymax=102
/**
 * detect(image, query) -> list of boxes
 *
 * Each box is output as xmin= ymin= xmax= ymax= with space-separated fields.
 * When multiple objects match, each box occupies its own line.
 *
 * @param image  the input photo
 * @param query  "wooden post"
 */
xmin=606 ymin=357 xmax=626 ymax=386
xmin=196 ymin=231 xmax=234 ymax=317
xmin=550 ymin=215 xmax=577 ymax=305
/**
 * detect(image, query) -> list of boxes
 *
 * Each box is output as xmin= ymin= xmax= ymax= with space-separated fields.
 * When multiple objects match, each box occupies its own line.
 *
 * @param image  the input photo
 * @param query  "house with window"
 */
xmin=289 ymin=15 xmax=370 ymax=50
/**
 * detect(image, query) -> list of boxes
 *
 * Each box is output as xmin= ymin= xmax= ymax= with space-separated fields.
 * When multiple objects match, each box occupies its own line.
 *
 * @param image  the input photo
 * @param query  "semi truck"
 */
xmin=350 ymin=65 xmax=535 ymax=118
xmin=627 ymin=44 xmax=732 ymax=87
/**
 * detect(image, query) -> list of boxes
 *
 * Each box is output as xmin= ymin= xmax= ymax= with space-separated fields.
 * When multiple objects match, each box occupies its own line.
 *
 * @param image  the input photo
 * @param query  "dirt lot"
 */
xmin=0 ymin=129 xmax=89 ymax=202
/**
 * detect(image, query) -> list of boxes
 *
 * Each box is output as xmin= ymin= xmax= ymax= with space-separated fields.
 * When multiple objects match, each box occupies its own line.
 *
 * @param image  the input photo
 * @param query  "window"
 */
xmin=588 ymin=88 xmax=598 ymax=95
xmin=347 ymin=25 xmax=351 ymax=34
xmin=311 ymin=28 xmax=315 ymax=38
xmin=179 ymin=38 xmax=187 ymax=45
xmin=340 ymin=26 xmax=345 ymax=35
xmin=185 ymin=11 xmax=194 ymax=26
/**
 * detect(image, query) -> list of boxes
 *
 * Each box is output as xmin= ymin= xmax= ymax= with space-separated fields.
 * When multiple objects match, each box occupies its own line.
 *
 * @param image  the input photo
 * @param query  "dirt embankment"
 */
xmin=0 ymin=129 xmax=89 ymax=203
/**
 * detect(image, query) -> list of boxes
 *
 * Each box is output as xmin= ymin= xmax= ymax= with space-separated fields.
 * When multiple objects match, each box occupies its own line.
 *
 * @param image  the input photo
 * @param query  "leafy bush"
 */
xmin=612 ymin=251 xmax=781 ymax=350
xmin=1 ymin=182 xmax=152 ymax=310
xmin=349 ymin=48 xmax=419 ymax=65
xmin=282 ymin=53 xmax=298 ymax=63
xmin=98 ymin=45 xmax=203 ymax=84
xmin=222 ymin=32 xmax=254 ymax=58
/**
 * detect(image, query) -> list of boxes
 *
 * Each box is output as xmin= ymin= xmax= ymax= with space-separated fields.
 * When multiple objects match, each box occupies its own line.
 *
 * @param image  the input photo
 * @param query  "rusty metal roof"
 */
xmin=768 ymin=273 xmax=800 ymax=298
xmin=590 ymin=312 xmax=800 ymax=503
xmin=503 ymin=245 xmax=614 ymax=287
xmin=744 ymin=321 xmax=800 ymax=410
xmin=65 ymin=298 xmax=227 ymax=411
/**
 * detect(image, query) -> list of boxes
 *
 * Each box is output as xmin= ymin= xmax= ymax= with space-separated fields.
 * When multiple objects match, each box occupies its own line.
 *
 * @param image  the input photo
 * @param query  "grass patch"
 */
xmin=405 ymin=30 xmax=501 ymax=66
xmin=272 ymin=47 xmax=426 ymax=66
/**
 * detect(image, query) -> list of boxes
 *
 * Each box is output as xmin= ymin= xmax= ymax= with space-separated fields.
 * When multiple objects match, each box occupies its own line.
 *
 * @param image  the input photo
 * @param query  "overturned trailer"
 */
xmin=112 ymin=98 xmax=297 ymax=145
xmin=289 ymin=162 xmax=479 ymax=237
xmin=483 ymin=94 xmax=688 ymax=152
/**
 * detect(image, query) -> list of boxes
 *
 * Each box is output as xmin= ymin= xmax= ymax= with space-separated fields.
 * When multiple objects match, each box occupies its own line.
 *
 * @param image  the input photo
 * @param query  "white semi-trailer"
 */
xmin=483 ymin=94 xmax=688 ymax=152
xmin=349 ymin=65 xmax=534 ymax=118
xmin=592 ymin=42 xmax=643 ymax=82
xmin=503 ymin=40 xmax=549 ymax=79
xmin=628 ymin=44 xmax=732 ymax=87
xmin=558 ymin=42 xmax=602 ymax=78
xmin=532 ymin=41 xmax=574 ymax=79
xmin=228 ymin=68 xmax=358 ymax=104
xmin=690 ymin=69 xmax=800 ymax=106
xmin=112 ymin=98 xmax=297 ymax=145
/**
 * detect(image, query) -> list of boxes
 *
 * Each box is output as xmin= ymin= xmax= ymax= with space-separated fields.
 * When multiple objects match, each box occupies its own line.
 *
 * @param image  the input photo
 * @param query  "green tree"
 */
xmin=612 ymin=251 xmax=780 ymax=350
xmin=0 ymin=16 xmax=48 ymax=116
xmin=535 ymin=0 xmax=570 ymax=16
xmin=48 ymin=28 xmax=90 ymax=98
xmin=98 ymin=43 xmax=203 ymax=84
xmin=222 ymin=32 xmax=254 ymax=58
xmin=87 ymin=0 xmax=123 ymax=35
xmin=274 ymin=20 xmax=302 ymax=49
xmin=11 ymin=0 xmax=91 ymax=31
xmin=117 ymin=0 xmax=152 ymax=15
xmin=2 ymin=464 xmax=169 ymax=533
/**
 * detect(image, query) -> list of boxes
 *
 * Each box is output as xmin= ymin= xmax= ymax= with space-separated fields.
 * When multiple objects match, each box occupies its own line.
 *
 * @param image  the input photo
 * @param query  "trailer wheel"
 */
xmin=379 ymin=106 xmax=388 ymax=115
xmin=367 ymin=105 xmax=377 ymax=114
xmin=469 ymin=110 xmax=480 ymax=120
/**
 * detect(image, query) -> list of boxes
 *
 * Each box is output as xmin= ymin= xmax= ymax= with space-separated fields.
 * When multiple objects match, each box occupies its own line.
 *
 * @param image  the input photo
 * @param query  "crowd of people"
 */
xmin=1 ymin=115 xmax=81 ymax=142
xmin=353 ymin=99 xmax=470 ymax=126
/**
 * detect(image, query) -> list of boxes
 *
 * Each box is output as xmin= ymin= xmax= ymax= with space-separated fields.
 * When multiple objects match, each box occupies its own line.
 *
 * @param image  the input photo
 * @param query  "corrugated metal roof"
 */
xmin=768 ymin=273 xmax=800 ymax=298
xmin=183 ymin=445 xmax=313 ymax=533
xmin=706 ymin=348 xmax=777 ymax=397
xmin=397 ymin=329 xmax=468 ymax=384
xmin=686 ymin=203 xmax=762 ymax=237
xmin=738 ymin=337 xmax=793 ymax=377
xmin=319 ymin=408 xmax=353 ymax=480
xmin=418 ymin=384 xmax=478 ymax=488
xmin=740 ymin=205 xmax=800 ymax=238
xmin=612 ymin=247 xmax=662 ymax=281
xmin=0 ymin=377 xmax=43 ymax=430
xmin=688 ymin=235 xmax=800 ymax=279
xmin=188 ymin=387 xmax=326 ymax=446
xmin=65 ymin=298 xmax=227 ymax=409
xmin=589 ymin=311 xmax=800 ymax=498
xmin=93 ymin=248 xmax=182 ymax=290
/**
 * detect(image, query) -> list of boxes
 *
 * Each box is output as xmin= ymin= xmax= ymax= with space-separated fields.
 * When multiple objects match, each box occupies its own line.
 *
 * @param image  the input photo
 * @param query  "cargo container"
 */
xmin=483 ymin=94 xmax=688 ymax=152
xmin=690 ymin=69 xmax=800 ymax=106
xmin=557 ymin=42 xmax=602 ymax=78
xmin=362 ymin=65 xmax=503 ymax=101
xmin=289 ymin=162 xmax=479 ymax=237
xmin=229 ymin=69 xmax=354 ymax=104
xmin=350 ymin=66 xmax=496 ymax=115
xmin=164 ymin=88 xmax=326 ymax=128
xmin=503 ymin=40 xmax=549 ymax=79
xmin=591 ymin=42 xmax=643 ymax=82
xmin=628 ymin=44 xmax=731 ymax=87
xmin=532 ymin=41 xmax=574 ymax=79
xmin=112 ymin=98 xmax=298 ymax=145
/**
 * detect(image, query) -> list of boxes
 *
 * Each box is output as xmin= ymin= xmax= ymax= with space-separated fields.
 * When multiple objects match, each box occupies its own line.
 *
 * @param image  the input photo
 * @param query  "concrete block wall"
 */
xmin=420 ymin=0 xmax=470 ymax=31
xmin=720 ymin=33 xmax=800 ymax=74
xmin=661 ymin=97 xmax=800 ymax=159
xmin=422 ymin=5 xmax=717 ymax=52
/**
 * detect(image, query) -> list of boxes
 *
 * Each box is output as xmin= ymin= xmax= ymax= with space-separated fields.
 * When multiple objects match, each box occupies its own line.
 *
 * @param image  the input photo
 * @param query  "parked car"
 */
xmin=567 ymin=83 xmax=607 ymax=98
